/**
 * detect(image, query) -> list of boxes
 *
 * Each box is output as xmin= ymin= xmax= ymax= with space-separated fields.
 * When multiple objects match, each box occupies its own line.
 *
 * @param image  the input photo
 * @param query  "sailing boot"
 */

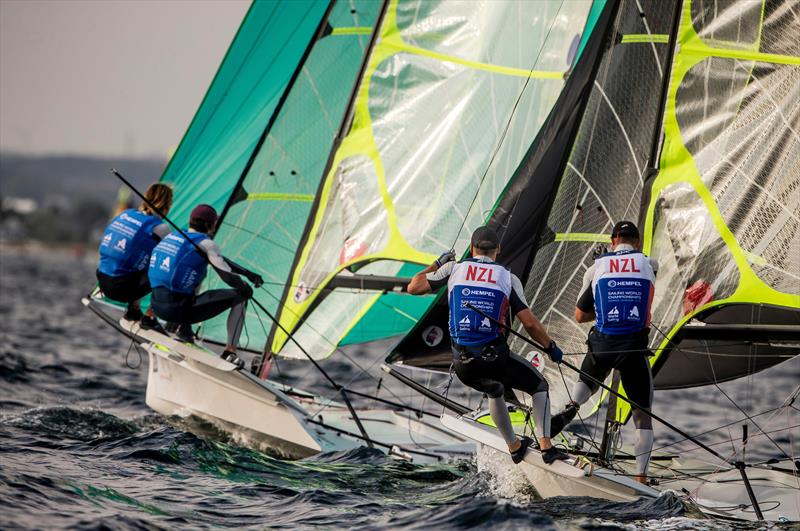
xmin=510 ymin=436 xmax=533 ymax=464
xmin=124 ymin=305 xmax=143 ymax=322
xmin=550 ymin=402 xmax=579 ymax=438
xmin=541 ymin=446 xmax=570 ymax=465
xmin=221 ymin=350 xmax=244 ymax=370
xmin=175 ymin=323 xmax=194 ymax=344
xmin=139 ymin=315 xmax=167 ymax=335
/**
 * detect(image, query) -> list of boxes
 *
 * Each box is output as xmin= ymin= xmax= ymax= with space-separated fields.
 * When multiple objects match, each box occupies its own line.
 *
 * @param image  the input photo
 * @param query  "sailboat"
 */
xmin=384 ymin=0 xmax=800 ymax=522
xmin=85 ymin=0 xmax=602 ymax=462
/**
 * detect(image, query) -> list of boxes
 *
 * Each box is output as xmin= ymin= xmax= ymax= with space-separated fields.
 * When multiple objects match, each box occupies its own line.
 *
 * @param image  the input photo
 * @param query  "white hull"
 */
xmin=83 ymin=296 xmax=472 ymax=462
xmin=442 ymin=411 xmax=800 ymax=522
xmin=142 ymin=334 xmax=473 ymax=462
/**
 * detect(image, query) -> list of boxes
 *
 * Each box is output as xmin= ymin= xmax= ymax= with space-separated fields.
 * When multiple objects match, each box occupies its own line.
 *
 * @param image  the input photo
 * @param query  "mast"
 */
xmin=636 ymin=0 xmax=684 ymax=233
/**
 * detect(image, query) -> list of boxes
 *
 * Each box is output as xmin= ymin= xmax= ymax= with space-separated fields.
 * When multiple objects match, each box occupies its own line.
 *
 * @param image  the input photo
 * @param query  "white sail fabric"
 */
xmin=641 ymin=0 xmax=800 ymax=385
xmin=272 ymin=0 xmax=595 ymax=357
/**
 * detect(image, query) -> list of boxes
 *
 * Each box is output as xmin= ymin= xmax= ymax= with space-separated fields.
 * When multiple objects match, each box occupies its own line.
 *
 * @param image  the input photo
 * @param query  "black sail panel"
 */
xmin=389 ymin=0 xmax=623 ymax=370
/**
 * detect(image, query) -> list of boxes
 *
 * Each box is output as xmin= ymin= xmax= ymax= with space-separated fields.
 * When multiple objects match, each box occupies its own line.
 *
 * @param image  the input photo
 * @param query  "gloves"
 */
xmin=247 ymin=271 xmax=264 ymax=288
xmin=435 ymin=249 xmax=456 ymax=268
xmin=236 ymin=281 xmax=253 ymax=299
xmin=592 ymin=244 xmax=608 ymax=260
xmin=545 ymin=340 xmax=563 ymax=364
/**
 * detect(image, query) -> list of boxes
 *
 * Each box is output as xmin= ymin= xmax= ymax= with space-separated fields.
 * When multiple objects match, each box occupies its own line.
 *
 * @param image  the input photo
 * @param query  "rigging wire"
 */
xmin=449 ymin=0 xmax=566 ymax=251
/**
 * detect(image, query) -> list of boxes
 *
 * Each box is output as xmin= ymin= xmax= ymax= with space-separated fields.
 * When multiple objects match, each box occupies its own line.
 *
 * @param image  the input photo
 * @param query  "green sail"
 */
xmin=271 ymin=0 xmax=599 ymax=360
xmin=159 ymin=0 xmax=329 ymax=227
xmin=198 ymin=0 xmax=383 ymax=348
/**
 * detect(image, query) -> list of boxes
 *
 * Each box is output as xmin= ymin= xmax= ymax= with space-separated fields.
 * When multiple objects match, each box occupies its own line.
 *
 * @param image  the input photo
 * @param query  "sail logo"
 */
xmin=160 ymin=256 xmax=171 ymax=271
xmin=115 ymin=238 xmax=127 ymax=250
xmin=459 ymin=315 xmax=471 ymax=330
xmin=422 ymin=325 xmax=443 ymax=347
xmin=607 ymin=306 xmax=619 ymax=321
xmin=609 ymin=258 xmax=640 ymax=273
xmin=628 ymin=306 xmax=640 ymax=319
xmin=294 ymin=281 xmax=311 ymax=303
xmin=465 ymin=265 xmax=497 ymax=284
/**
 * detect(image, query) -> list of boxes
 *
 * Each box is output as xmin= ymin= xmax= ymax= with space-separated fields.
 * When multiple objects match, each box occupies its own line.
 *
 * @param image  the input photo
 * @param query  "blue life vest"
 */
xmin=592 ymin=250 xmax=656 ymax=334
xmin=97 ymin=209 xmax=162 ymax=276
xmin=447 ymin=258 xmax=512 ymax=347
xmin=148 ymin=231 xmax=208 ymax=294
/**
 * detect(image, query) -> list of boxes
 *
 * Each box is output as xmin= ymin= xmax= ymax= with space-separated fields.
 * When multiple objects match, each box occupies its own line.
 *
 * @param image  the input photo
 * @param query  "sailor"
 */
xmin=148 ymin=204 xmax=263 ymax=368
xmin=552 ymin=220 xmax=658 ymax=484
xmin=96 ymin=183 xmax=173 ymax=332
xmin=408 ymin=226 xmax=568 ymax=465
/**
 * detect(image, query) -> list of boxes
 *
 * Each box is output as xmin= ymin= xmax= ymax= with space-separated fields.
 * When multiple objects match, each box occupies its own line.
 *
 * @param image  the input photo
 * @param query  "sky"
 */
xmin=0 ymin=0 xmax=250 ymax=158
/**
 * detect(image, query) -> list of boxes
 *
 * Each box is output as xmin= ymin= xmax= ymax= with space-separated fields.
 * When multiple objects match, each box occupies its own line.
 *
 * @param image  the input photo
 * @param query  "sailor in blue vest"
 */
xmin=408 ymin=227 xmax=568 ymax=465
xmin=552 ymin=221 xmax=658 ymax=484
xmin=148 ymin=204 xmax=263 ymax=369
xmin=96 ymin=183 xmax=173 ymax=332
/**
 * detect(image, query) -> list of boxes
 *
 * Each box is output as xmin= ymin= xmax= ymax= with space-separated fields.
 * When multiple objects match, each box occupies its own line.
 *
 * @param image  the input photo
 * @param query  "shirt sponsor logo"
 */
xmin=465 ymin=289 xmax=495 ymax=298
xmin=115 ymin=238 xmax=127 ymax=250
xmin=462 ymin=288 xmax=471 ymax=296
xmin=102 ymin=234 xmax=112 ymax=245
xmin=119 ymin=212 xmax=143 ymax=227
xmin=607 ymin=306 xmax=619 ymax=321
xmin=459 ymin=315 xmax=471 ymax=330
xmin=628 ymin=306 xmax=640 ymax=319
xmin=479 ymin=317 xmax=491 ymax=330
xmin=160 ymin=256 xmax=171 ymax=271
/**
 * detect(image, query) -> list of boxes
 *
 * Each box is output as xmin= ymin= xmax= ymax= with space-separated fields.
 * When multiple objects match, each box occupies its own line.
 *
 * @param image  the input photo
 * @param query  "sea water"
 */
xmin=1 ymin=248 xmax=796 ymax=530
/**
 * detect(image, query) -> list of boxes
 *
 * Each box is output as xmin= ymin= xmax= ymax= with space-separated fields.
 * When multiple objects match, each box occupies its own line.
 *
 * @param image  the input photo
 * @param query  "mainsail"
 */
xmin=194 ymin=0 xmax=384 ymax=349
xmin=638 ymin=0 xmax=800 ymax=390
xmin=267 ymin=0 xmax=600 ymax=362
xmin=390 ymin=0 xmax=799 ymax=415
xmin=389 ymin=0 xmax=655 ymax=407
xmin=159 ymin=0 xmax=330 ymax=226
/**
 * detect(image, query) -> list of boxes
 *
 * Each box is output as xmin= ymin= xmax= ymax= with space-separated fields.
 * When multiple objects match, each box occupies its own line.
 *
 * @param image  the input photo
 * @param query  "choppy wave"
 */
xmin=0 ymin=248 xmax=795 ymax=530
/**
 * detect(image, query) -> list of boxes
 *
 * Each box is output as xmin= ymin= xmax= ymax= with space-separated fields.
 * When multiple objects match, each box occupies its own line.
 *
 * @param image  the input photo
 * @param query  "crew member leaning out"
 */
xmin=96 ymin=183 xmax=173 ymax=332
xmin=408 ymin=227 xmax=568 ymax=465
xmin=148 ymin=205 xmax=263 ymax=368
xmin=551 ymin=221 xmax=658 ymax=484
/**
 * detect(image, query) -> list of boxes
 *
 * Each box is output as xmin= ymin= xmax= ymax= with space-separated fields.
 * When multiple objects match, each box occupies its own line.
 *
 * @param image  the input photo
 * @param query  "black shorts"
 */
xmin=453 ymin=342 xmax=548 ymax=399
xmin=151 ymin=287 xmax=245 ymax=324
xmin=96 ymin=270 xmax=151 ymax=304
xmin=579 ymin=328 xmax=653 ymax=409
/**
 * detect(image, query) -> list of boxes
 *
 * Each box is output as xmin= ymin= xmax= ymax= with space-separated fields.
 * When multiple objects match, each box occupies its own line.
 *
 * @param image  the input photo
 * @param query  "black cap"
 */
xmin=471 ymin=226 xmax=499 ymax=250
xmin=611 ymin=220 xmax=640 ymax=239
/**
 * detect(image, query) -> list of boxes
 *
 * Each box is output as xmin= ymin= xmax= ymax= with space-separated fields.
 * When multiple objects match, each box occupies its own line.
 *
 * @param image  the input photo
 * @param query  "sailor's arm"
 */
xmin=574 ymin=267 xmax=596 ymax=323
xmin=510 ymin=274 xmax=562 ymax=362
xmin=222 ymin=256 xmax=263 ymax=287
xmin=509 ymin=275 xmax=551 ymax=347
xmin=199 ymin=239 xmax=252 ymax=294
xmin=407 ymin=250 xmax=455 ymax=295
